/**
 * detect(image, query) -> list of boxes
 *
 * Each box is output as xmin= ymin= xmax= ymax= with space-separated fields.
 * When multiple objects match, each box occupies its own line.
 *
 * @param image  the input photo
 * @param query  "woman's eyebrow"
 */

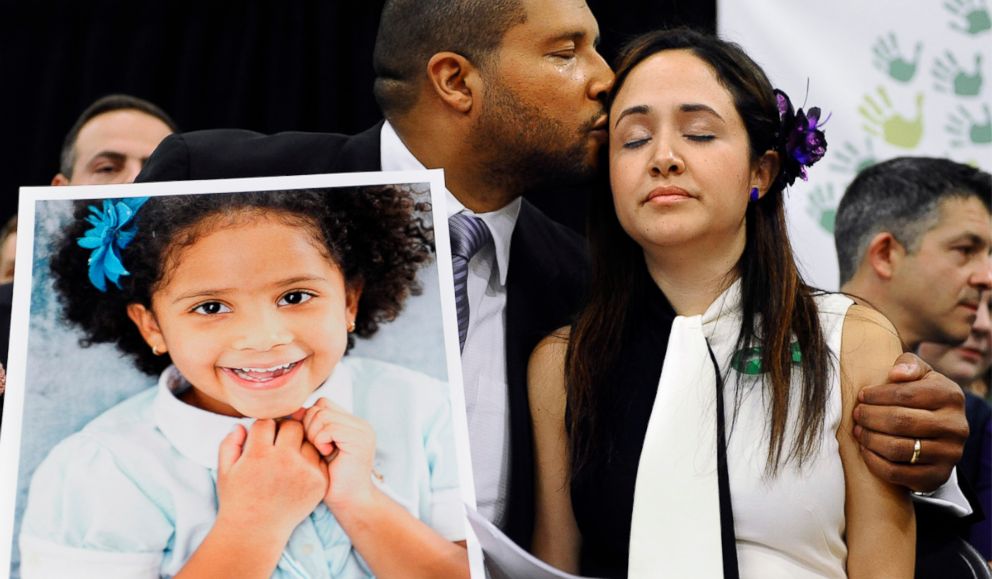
xmin=614 ymin=104 xmax=650 ymax=128
xmin=613 ymin=103 xmax=725 ymax=129
xmin=680 ymin=103 xmax=724 ymax=120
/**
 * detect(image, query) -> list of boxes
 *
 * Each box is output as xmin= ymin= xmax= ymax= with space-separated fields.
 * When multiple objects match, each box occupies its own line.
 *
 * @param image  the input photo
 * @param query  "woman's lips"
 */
xmin=955 ymin=347 xmax=985 ymax=363
xmin=646 ymin=186 xmax=692 ymax=205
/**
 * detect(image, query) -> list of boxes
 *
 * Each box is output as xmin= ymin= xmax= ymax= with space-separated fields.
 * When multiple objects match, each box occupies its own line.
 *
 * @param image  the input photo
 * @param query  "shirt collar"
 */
xmin=446 ymin=194 xmax=520 ymax=287
xmin=701 ymin=278 xmax=743 ymax=339
xmin=380 ymin=120 xmax=429 ymax=174
xmin=153 ymin=362 xmax=355 ymax=469
xmin=380 ymin=121 xmax=521 ymax=287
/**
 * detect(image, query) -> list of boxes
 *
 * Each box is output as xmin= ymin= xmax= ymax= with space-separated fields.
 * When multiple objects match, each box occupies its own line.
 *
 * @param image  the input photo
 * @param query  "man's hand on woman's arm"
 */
xmin=853 ymin=352 xmax=969 ymax=493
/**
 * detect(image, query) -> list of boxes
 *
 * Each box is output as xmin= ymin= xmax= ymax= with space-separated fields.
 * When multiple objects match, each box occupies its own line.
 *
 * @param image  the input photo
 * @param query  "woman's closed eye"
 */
xmin=278 ymin=290 xmax=316 ymax=306
xmin=685 ymin=133 xmax=715 ymax=142
xmin=192 ymin=301 xmax=232 ymax=315
xmin=622 ymin=131 xmax=652 ymax=149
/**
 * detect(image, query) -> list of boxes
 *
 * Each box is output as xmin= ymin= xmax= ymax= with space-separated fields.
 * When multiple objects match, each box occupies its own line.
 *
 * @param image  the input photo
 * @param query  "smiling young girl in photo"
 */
xmin=20 ymin=188 xmax=469 ymax=578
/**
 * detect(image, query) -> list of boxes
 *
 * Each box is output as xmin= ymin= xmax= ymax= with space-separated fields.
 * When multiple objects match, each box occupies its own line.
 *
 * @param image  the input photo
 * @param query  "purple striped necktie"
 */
xmin=448 ymin=213 xmax=492 ymax=351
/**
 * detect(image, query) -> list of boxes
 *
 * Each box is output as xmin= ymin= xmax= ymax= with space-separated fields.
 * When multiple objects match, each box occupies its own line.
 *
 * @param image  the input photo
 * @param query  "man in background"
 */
xmin=837 ymin=157 xmax=991 ymax=352
xmin=837 ymin=156 xmax=992 ymax=576
xmin=51 ymin=94 xmax=176 ymax=186
xmin=0 ymin=216 xmax=15 ymax=284
xmin=0 ymin=216 xmax=16 ymax=372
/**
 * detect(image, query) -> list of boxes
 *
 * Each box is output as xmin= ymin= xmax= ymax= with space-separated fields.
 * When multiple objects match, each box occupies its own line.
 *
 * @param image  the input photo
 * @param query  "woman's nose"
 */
xmin=650 ymin=146 xmax=686 ymax=177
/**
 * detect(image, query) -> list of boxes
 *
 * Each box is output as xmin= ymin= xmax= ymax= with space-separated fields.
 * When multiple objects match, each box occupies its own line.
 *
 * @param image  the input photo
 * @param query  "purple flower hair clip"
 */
xmin=774 ymin=88 xmax=828 ymax=186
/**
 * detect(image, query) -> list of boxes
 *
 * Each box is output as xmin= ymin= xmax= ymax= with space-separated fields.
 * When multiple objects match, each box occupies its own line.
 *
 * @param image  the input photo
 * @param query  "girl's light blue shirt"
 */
xmin=20 ymin=357 xmax=466 ymax=578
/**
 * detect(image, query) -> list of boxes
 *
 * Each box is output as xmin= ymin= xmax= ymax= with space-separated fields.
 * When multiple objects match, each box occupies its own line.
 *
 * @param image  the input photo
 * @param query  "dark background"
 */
xmin=0 ymin=0 xmax=717 ymax=227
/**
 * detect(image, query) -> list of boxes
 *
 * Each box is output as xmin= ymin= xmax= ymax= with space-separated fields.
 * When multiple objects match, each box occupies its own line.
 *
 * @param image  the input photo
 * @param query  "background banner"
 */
xmin=719 ymin=0 xmax=990 ymax=289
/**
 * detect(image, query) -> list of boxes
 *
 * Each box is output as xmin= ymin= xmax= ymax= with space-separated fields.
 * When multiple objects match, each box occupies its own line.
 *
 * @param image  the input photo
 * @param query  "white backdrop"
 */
xmin=719 ymin=0 xmax=991 ymax=290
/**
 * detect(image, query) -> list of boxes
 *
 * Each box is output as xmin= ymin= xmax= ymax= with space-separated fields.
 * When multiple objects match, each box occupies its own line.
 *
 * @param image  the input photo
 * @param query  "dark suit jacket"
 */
xmin=960 ymin=391 xmax=991 ymax=559
xmin=912 ymin=391 xmax=991 ymax=579
xmin=137 ymin=124 xmax=589 ymax=549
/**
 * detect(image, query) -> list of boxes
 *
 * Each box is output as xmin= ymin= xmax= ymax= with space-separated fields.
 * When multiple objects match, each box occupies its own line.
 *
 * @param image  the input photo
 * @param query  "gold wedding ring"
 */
xmin=909 ymin=438 xmax=922 ymax=465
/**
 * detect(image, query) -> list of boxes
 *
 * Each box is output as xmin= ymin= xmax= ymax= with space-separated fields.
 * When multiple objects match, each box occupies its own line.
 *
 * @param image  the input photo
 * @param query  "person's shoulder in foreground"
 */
xmin=137 ymin=123 xmax=383 ymax=183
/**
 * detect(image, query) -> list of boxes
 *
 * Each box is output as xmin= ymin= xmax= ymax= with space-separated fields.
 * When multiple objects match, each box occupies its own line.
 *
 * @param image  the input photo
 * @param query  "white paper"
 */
xmin=466 ymin=507 xmax=604 ymax=579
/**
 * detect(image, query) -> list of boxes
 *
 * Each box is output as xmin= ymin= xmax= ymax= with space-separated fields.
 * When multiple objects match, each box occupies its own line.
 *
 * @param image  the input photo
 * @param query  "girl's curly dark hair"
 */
xmin=50 ymin=186 xmax=434 ymax=376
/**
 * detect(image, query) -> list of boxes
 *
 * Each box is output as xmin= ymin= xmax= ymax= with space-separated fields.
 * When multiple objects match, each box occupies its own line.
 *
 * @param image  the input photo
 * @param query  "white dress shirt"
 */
xmin=381 ymin=122 xmax=521 ymax=526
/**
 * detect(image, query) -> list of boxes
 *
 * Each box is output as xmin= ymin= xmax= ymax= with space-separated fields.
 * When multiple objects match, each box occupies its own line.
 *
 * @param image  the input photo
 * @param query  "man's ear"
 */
xmin=126 ymin=303 xmax=168 ymax=354
xmin=864 ymin=232 xmax=904 ymax=280
xmin=749 ymin=151 xmax=781 ymax=200
xmin=426 ymin=51 xmax=478 ymax=114
xmin=51 ymin=173 xmax=70 ymax=186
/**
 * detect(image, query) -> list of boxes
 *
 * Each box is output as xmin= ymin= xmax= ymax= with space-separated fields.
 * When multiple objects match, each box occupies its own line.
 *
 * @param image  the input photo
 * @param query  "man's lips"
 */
xmin=589 ymin=117 xmax=608 ymax=142
xmin=591 ymin=115 xmax=607 ymax=130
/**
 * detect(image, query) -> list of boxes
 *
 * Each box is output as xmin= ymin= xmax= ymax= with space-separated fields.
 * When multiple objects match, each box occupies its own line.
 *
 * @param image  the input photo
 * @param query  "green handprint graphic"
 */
xmin=859 ymin=87 xmax=925 ymax=149
xmin=806 ymin=183 xmax=839 ymax=234
xmin=933 ymin=51 xmax=984 ymax=96
xmin=945 ymin=0 xmax=992 ymax=34
xmin=947 ymin=103 xmax=992 ymax=146
xmin=872 ymin=33 xmax=923 ymax=82
xmin=829 ymin=139 xmax=877 ymax=175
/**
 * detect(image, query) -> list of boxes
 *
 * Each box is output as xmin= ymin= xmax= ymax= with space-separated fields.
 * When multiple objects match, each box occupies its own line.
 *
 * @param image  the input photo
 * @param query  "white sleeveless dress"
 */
xmin=630 ymin=281 xmax=853 ymax=578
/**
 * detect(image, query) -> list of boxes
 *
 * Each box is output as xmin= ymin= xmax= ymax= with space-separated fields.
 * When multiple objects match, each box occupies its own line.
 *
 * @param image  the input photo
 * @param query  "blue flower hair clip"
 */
xmin=77 ymin=196 xmax=149 ymax=292
xmin=774 ymin=88 xmax=828 ymax=186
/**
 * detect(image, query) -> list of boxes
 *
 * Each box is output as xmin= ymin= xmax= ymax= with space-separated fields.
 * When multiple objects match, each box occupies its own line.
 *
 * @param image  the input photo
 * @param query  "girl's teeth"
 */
xmin=240 ymin=362 xmax=292 ymax=373
xmin=231 ymin=362 xmax=297 ymax=382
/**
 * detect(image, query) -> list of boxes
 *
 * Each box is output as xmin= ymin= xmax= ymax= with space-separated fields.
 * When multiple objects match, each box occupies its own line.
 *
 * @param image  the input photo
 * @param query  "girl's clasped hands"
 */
xmin=216 ymin=399 xmax=379 ymax=542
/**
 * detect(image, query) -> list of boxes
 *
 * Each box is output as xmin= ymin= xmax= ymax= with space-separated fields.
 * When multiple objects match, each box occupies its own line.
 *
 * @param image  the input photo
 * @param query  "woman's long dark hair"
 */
xmin=566 ymin=28 xmax=830 ymax=477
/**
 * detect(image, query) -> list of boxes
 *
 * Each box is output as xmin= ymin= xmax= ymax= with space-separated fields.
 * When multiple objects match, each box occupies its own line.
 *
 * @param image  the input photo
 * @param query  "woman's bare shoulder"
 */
xmin=840 ymin=304 xmax=903 ymax=392
xmin=530 ymin=326 xmax=572 ymax=364
xmin=528 ymin=326 xmax=572 ymax=412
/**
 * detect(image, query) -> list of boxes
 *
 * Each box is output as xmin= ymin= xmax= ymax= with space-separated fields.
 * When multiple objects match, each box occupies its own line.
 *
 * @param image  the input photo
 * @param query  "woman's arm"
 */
xmin=839 ymin=305 xmax=916 ymax=578
xmin=528 ymin=329 xmax=582 ymax=572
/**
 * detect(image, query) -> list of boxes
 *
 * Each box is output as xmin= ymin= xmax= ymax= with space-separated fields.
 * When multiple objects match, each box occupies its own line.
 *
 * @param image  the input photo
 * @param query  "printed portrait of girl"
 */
xmin=15 ymin=187 xmax=471 ymax=578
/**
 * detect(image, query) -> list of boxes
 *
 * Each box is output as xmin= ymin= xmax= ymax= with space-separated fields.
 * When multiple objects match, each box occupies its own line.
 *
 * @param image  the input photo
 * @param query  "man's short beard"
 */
xmin=469 ymin=78 xmax=601 ymax=198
